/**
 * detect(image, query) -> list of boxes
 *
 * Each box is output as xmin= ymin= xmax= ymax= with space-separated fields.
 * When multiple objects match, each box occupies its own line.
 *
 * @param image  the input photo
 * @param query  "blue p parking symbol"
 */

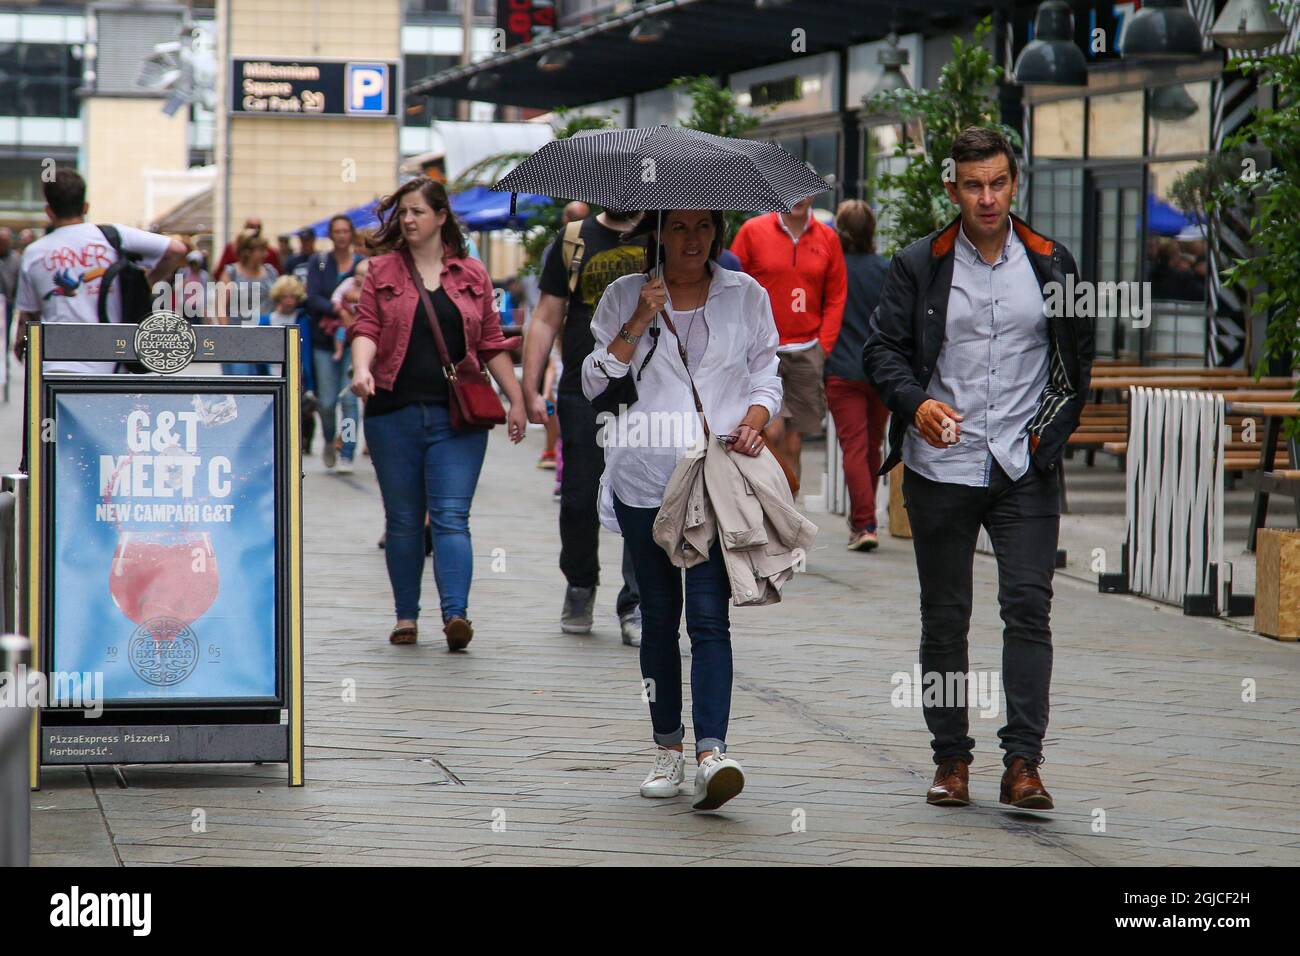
xmin=346 ymin=63 xmax=389 ymax=115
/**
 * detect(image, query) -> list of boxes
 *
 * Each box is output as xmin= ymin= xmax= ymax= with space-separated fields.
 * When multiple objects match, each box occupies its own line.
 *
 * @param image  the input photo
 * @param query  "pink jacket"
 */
xmin=351 ymin=250 xmax=520 ymax=391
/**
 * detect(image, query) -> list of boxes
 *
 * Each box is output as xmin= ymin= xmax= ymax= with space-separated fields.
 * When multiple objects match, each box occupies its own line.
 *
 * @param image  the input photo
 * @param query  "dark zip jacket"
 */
xmin=862 ymin=213 xmax=1094 ymax=477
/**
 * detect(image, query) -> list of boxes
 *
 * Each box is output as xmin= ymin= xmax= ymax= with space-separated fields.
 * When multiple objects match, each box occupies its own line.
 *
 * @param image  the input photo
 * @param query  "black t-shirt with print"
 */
xmin=539 ymin=217 xmax=646 ymax=394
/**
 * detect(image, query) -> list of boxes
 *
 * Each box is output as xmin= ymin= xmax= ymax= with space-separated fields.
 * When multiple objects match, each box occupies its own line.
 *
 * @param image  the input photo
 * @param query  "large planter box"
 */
xmin=1255 ymin=529 xmax=1300 ymax=641
xmin=887 ymin=463 xmax=911 ymax=539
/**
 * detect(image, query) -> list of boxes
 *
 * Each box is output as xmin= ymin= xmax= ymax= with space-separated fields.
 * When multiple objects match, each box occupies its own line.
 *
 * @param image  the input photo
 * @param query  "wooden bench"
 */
xmin=1229 ymin=402 xmax=1300 ymax=552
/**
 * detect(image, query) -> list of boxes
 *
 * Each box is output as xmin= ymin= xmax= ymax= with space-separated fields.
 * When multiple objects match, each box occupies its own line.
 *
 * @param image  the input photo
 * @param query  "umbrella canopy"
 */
xmin=451 ymin=186 xmax=552 ymax=232
xmin=492 ymin=125 xmax=830 ymax=214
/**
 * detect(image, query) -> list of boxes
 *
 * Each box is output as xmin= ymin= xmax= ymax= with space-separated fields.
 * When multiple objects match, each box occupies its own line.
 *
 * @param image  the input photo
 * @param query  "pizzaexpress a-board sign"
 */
xmin=52 ymin=391 xmax=278 ymax=702
xmin=25 ymin=320 xmax=305 ymax=787
xmin=230 ymin=58 xmax=399 ymax=117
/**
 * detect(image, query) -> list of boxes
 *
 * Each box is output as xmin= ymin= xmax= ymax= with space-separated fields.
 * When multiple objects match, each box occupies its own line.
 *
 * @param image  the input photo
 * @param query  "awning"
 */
xmin=297 ymin=189 xmax=551 ymax=237
xmin=405 ymin=0 xmax=978 ymax=111
xmin=451 ymin=186 xmax=551 ymax=232
xmin=154 ymin=186 xmax=214 ymax=235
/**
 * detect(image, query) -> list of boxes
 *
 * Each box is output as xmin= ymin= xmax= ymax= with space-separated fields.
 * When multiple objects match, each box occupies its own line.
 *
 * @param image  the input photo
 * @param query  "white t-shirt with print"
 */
xmin=15 ymin=221 xmax=172 ymax=374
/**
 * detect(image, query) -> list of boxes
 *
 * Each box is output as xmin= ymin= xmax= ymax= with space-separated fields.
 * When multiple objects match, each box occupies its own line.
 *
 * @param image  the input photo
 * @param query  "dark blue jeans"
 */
xmin=614 ymin=496 xmax=732 ymax=756
xmin=902 ymin=460 xmax=1060 ymax=768
xmin=365 ymin=402 xmax=488 ymax=623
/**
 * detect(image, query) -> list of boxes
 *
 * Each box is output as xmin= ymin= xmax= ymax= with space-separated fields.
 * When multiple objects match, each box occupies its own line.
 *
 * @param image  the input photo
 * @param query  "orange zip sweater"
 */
xmin=730 ymin=211 xmax=847 ymax=354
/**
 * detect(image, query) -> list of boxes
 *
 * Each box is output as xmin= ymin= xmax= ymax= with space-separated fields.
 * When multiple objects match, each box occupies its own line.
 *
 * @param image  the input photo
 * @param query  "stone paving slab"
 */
xmin=6 ymin=385 xmax=1298 ymax=867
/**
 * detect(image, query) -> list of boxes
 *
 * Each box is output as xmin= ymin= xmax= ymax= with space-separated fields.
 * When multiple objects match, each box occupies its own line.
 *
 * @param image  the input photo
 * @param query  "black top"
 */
xmin=538 ymin=217 xmax=646 ymax=394
xmin=826 ymin=252 xmax=889 ymax=382
xmin=365 ymin=287 xmax=466 ymax=418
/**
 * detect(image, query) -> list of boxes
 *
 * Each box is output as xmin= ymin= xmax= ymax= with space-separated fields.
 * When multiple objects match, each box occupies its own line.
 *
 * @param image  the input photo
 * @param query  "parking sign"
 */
xmin=346 ymin=62 xmax=390 ymax=115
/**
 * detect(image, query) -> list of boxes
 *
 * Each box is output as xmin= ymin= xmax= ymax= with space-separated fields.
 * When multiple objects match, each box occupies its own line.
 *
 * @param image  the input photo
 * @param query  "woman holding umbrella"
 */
xmin=581 ymin=209 xmax=783 ymax=810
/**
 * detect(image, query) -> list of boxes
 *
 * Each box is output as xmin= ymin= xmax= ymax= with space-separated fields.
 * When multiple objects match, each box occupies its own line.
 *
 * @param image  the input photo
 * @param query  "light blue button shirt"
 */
xmin=903 ymin=224 xmax=1049 ymax=487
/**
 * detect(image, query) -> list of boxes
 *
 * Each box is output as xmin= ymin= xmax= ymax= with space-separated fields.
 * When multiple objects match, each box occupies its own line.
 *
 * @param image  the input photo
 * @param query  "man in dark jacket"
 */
xmin=863 ymin=126 xmax=1094 ymax=811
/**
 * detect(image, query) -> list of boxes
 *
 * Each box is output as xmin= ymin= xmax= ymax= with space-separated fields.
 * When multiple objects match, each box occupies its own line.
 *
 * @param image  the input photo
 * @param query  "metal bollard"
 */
xmin=1 ymin=474 xmax=28 ymax=640
xmin=0 ymin=633 xmax=31 ymax=867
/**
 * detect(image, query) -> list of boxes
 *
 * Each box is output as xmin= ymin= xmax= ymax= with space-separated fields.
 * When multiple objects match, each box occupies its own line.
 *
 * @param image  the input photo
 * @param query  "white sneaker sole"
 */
xmin=639 ymin=782 xmax=681 ymax=799
xmin=693 ymin=764 xmax=745 ymax=811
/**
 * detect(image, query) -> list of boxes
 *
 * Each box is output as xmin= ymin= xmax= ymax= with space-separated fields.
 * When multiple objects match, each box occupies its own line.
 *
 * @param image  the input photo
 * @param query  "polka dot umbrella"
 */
xmin=494 ymin=124 xmax=830 ymax=215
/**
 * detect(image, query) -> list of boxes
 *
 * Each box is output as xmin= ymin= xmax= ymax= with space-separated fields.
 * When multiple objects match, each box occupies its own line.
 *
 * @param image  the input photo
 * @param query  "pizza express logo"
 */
xmin=133 ymin=310 xmax=196 ymax=374
xmin=129 ymin=618 xmax=200 ymax=687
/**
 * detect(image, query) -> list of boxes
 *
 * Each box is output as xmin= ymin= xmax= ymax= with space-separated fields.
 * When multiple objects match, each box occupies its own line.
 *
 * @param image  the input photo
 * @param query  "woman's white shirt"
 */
xmin=581 ymin=266 xmax=783 ymax=532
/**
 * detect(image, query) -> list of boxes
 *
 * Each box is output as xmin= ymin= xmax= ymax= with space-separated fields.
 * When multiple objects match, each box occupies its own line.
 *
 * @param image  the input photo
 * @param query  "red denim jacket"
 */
xmin=351 ymin=250 xmax=520 ymax=391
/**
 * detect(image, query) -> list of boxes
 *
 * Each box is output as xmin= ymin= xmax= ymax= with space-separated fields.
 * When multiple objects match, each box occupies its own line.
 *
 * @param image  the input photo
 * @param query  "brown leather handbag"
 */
xmin=401 ymin=249 xmax=506 ymax=430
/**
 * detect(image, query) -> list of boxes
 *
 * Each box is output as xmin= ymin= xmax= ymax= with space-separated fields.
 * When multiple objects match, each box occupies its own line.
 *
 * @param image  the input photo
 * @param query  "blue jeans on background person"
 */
xmin=613 ymin=496 xmax=733 ymax=756
xmin=338 ymin=350 xmax=359 ymax=461
xmin=364 ymin=401 xmax=488 ymax=623
xmin=222 ymin=362 xmax=265 ymax=375
xmin=313 ymin=348 xmax=358 ymax=461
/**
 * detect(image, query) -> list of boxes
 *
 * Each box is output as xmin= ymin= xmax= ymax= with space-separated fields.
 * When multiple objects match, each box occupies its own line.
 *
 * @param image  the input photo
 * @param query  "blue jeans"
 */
xmin=313 ymin=347 xmax=359 ymax=461
xmin=365 ymin=402 xmax=488 ymax=623
xmin=614 ymin=496 xmax=732 ymax=755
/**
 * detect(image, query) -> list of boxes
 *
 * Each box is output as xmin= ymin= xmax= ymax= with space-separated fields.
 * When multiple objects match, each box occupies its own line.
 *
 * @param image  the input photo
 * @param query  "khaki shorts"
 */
xmin=776 ymin=345 xmax=826 ymax=436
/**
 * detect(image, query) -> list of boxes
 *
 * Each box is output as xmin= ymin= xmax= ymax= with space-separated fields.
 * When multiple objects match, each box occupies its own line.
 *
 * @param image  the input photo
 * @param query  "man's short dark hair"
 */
xmin=950 ymin=126 xmax=1018 ymax=180
xmin=44 ymin=167 xmax=86 ymax=218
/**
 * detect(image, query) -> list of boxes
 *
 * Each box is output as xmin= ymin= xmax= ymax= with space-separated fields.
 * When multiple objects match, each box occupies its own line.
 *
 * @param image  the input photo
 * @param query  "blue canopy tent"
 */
xmin=303 ymin=200 xmax=381 ymax=238
xmin=1147 ymin=194 xmax=1200 ymax=237
xmin=451 ymin=186 xmax=551 ymax=231
xmin=302 ymin=188 xmax=550 ymax=237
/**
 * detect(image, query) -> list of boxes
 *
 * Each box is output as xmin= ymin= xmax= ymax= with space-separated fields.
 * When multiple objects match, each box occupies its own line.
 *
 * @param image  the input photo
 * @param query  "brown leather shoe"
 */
xmin=389 ymin=622 xmax=417 ymax=645
xmin=443 ymin=617 xmax=473 ymax=651
xmin=1000 ymin=756 xmax=1054 ymax=810
xmin=926 ymin=757 xmax=970 ymax=806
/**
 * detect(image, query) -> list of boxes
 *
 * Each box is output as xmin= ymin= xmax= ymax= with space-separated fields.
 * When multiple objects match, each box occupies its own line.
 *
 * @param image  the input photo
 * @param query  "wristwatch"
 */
xmin=618 ymin=326 xmax=642 ymax=345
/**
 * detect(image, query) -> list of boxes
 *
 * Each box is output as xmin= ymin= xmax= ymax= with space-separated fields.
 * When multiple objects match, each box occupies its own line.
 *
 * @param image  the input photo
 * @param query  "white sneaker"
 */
xmin=335 ymin=457 xmax=354 ymax=474
xmin=639 ymin=746 xmax=685 ymax=798
xmin=692 ymin=748 xmax=745 ymax=810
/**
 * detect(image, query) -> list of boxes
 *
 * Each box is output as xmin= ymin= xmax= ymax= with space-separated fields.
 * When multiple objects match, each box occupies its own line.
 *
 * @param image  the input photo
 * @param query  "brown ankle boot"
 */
xmin=926 ymin=757 xmax=970 ymax=806
xmin=1000 ymin=756 xmax=1054 ymax=809
xmin=443 ymin=617 xmax=473 ymax=651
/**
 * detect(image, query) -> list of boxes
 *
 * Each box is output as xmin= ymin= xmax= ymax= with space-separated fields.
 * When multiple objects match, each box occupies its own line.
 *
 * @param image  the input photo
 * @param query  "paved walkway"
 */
xmin=8 ymin=384 xmax=1299 ymax=866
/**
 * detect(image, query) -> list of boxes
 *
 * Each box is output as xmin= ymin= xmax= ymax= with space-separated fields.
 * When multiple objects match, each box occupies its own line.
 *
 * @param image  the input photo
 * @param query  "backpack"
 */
xmin=560 ymin=219 xmax=585 ymax=294
xmin=96 ymin=225 xmax=155 ymax=325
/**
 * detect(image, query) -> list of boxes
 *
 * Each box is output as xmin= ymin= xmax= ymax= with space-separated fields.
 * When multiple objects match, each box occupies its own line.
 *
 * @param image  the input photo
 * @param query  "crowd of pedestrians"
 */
xmin=6 ymin=125 xmax=1088 ymax=816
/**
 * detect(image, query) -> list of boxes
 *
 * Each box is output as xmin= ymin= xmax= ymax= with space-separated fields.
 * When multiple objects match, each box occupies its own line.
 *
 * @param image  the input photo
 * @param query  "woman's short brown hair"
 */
xmin=368 ymin=177 xmax=468 ymax=258
xmin=235 ymin=230 xmax=269 ymax=260
xmin=835 ymin=200 xmax=876 ymax=255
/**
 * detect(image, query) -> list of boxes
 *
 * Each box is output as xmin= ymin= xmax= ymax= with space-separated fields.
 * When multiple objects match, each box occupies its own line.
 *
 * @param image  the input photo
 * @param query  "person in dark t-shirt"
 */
xmin=523 ymin=209 xmax=647 ymax=645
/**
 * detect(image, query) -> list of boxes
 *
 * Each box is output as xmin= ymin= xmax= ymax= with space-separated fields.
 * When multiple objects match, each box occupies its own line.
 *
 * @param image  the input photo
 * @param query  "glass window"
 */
xmin=404 ymin=53 xmax=458 ymax=126
xmin=1146 ymin=159 xmax=1207 ymax=304
xmin=0 ymin=42 xmax=79 ymax=118
xmin=1032 ymin=99 xmax=1084 ymax=161
xmin=1029 ymin=167 xmax=1083 ymax=263
xmin=804 ymin=131 xmax=839 ymax=212
xmin=1087 ymin=91 xmax=1143 ymax=158
xmin=1147 ymin=81 xmax=1211 ymax=157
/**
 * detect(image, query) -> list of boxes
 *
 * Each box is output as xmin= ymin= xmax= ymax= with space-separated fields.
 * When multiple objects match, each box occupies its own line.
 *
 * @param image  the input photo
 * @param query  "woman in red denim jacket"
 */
xmin=351 ymin=177 xmax=527 ymax=650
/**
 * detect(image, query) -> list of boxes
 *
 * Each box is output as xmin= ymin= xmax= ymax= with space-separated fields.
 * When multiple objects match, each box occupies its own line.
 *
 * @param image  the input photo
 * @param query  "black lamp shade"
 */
xmin=1123 ymin=0 xmax=1204 ymax=58
xmin=1014 ymin=1 xmax=1087 ymax=85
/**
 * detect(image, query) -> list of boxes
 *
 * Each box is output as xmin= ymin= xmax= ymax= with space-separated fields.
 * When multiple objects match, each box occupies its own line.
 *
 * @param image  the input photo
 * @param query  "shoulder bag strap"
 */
xmin=401 ymin=248 xmax=456 ymax=382
xmin=658 ymin=307 xmax=710 ymax=438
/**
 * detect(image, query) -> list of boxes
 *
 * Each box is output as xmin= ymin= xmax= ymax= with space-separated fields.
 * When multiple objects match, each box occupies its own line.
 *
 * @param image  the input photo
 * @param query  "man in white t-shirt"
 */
xmin=13 ymin=167 xmax=187 ymax=374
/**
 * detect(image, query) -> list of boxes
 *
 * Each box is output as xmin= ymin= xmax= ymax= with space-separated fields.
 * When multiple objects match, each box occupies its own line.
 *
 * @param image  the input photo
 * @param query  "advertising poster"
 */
xmin=51 ymin=391 xmax=279 ymax=702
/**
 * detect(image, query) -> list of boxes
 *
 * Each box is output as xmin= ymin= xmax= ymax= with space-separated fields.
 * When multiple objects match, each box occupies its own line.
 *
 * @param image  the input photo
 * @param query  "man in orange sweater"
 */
xmin=731 ymin=196 xmax=847 ymax=480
